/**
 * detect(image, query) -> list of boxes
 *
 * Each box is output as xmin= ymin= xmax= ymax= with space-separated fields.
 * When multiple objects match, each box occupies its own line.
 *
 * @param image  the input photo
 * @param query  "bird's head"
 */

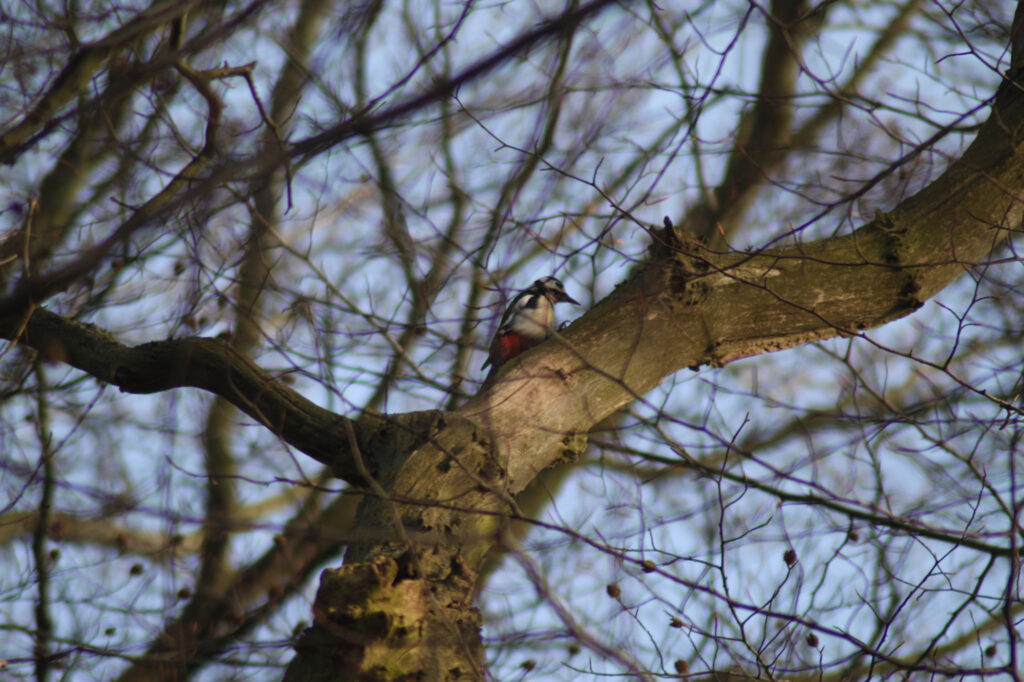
xmin=533 ymin=276 xmax=579 ymax=305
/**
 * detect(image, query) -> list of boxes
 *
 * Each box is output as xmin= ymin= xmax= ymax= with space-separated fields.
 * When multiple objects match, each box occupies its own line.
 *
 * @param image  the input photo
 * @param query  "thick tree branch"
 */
xmin=0 ymin=309 xmax=366 ymax=478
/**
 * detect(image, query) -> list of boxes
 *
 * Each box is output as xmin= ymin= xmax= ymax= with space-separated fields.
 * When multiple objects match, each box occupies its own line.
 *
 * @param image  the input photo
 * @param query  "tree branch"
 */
xmin=0 ymin=308 xmax=367 ymax=478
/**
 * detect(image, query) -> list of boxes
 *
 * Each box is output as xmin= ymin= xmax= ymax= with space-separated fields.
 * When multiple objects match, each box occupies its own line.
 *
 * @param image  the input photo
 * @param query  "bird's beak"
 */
xmin=558 ymin=292 xmax=580 ymax=305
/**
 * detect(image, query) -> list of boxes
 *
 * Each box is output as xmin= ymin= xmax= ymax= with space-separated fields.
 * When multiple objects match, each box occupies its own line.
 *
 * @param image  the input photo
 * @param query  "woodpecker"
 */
xmin=482 ymin=276 xmax=579 ymax=374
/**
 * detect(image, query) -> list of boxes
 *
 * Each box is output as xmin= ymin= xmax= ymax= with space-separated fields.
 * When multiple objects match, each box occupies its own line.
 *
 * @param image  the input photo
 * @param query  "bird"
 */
xmin=482 ymin=276 xmax=579 ymax=375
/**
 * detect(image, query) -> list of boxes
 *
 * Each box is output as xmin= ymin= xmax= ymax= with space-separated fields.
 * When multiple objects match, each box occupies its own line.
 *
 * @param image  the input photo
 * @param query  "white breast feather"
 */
xmin=506 ymin=294 xmax=554 ymax=342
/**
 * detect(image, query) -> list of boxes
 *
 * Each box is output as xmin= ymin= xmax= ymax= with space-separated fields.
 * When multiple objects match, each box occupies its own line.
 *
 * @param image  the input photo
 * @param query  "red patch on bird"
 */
xmin=499 ymin=333 xmax=525 ymax=363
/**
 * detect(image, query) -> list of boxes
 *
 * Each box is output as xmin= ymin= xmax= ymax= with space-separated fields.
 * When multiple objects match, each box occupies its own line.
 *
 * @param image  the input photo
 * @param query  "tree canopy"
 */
xmin=1 ymin=0 xmax=1022 ymax=680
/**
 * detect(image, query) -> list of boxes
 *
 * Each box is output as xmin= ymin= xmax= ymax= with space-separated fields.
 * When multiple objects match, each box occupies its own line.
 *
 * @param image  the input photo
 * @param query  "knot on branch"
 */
xmin=870 ymin=208 xmax=925 ymax=321
xmin=557 ymin=431 xmax=588 ymax=464
xmin=651 ymin=216 xmax=713 ymax=307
